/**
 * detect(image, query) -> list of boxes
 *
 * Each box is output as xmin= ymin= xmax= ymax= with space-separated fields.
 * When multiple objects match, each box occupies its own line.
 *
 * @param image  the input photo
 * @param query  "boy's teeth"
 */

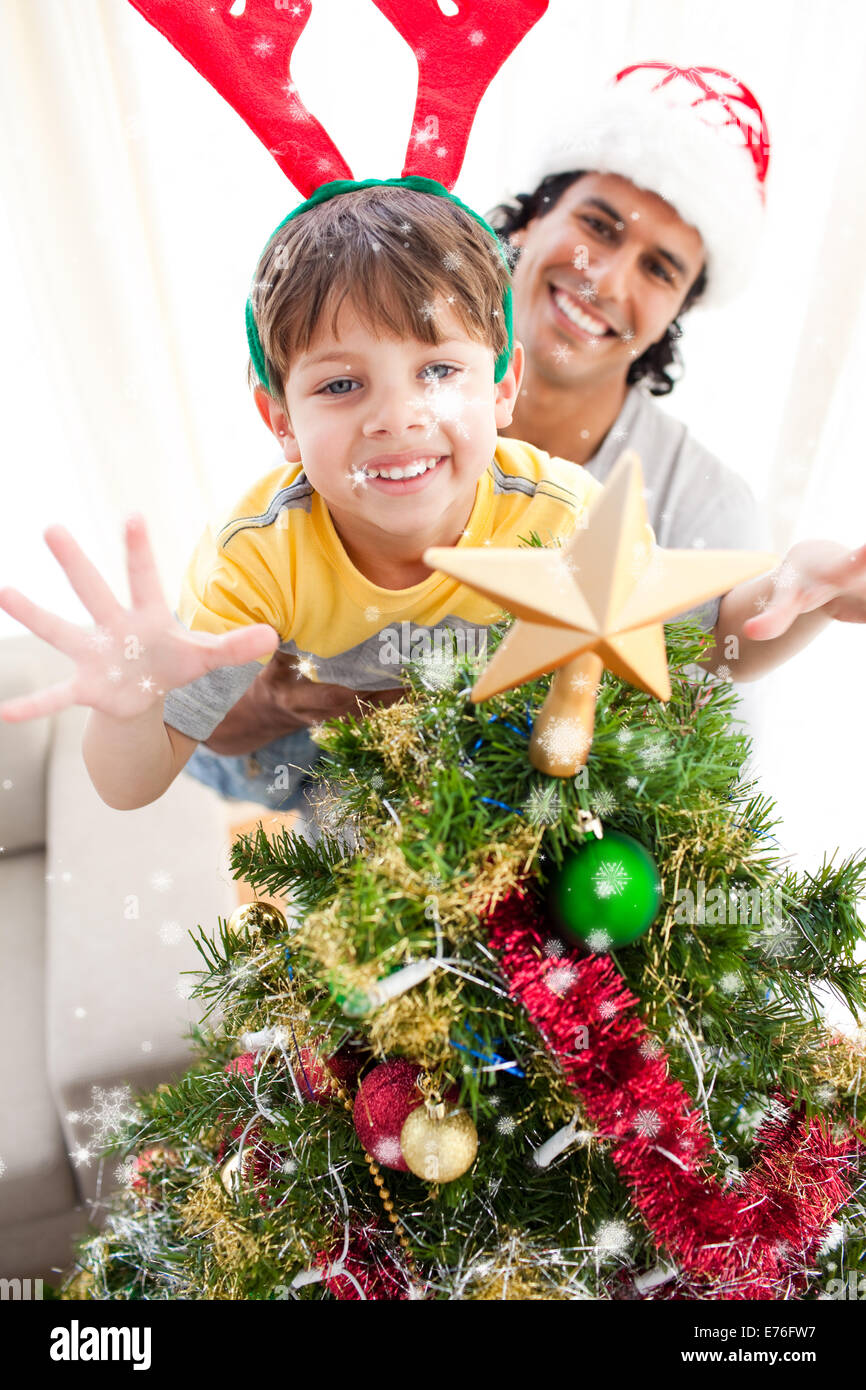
xmin=553 ymin=288 xmax=608 ymax=336
xmin=367 ymin=456 xmax=441 ymax=479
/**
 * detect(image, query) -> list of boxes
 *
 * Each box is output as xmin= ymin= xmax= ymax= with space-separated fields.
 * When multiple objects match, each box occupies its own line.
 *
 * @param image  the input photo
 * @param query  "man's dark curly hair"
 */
xmin=487 ymin=171 xmax=708 ymax=397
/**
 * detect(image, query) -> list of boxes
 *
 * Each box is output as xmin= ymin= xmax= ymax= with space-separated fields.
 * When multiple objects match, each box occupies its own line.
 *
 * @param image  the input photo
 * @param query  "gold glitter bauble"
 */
xmin=227 ymin=901 xmax=288 ymax=936
xmin=400 ymin=1104 xmax=478 ymax=1183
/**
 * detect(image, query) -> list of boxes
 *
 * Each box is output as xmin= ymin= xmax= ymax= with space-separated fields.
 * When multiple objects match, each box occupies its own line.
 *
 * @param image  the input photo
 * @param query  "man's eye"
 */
xmin=420 ymin=364 xmax=456 ymax=383
xmin=321 ymin=378 xmax=359 ymax=395
xmin=582 ymin=216 xmax=612 ymax=238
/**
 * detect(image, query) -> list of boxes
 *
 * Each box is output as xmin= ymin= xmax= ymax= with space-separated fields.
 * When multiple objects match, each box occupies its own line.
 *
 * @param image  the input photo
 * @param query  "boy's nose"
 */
xmin=362 ymin=388 xmax=427 ymax=437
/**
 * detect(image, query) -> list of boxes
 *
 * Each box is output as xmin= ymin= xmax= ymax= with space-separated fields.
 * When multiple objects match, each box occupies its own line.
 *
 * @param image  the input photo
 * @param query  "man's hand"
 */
xmin=203 ymin=648 xmax=405 ymax=755
xmin=742 ymin=540 xmax=866 ymax=640
xmin=0 ymin=516 xmax=279 ymax=723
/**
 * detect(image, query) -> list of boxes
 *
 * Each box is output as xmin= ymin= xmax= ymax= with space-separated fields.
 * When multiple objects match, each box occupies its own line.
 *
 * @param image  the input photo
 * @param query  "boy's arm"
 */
xmin=696 ymin=539 xmax=866 ymax=681
xmin=82 ymin=705 xmax=199 ymax=811
xmin=0 ymin=517 xmax=279 ymax=809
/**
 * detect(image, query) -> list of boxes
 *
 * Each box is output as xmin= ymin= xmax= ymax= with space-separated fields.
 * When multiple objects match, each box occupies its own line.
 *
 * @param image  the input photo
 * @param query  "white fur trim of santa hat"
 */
xmin=519 ymin=81 xmax=767 ymax=309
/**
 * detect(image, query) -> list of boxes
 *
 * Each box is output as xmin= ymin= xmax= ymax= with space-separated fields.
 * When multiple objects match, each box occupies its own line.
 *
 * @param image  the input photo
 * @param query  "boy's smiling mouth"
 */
xmin=362 ymin=451 xmax=449 ymax=492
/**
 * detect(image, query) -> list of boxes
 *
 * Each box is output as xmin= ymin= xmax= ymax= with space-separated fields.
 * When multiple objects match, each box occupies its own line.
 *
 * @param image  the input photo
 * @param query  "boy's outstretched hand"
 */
xmin=741 ymin=539 xmax=866 ymax=641
xmin=0 ymin=516 xmax=280 ymax=724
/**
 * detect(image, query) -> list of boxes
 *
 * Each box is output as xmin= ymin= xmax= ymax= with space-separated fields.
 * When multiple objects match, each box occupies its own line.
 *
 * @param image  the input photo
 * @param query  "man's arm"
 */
xmin=202 ymin=649 xmax=405 ymax=755
xmin=696 ymin=539 xmax=864 ymax=681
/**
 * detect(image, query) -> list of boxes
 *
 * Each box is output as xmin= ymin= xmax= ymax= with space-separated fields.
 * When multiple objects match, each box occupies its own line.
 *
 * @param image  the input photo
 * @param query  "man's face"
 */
xmin=509 ymin=172 xmax=706 ymax=386
xmin=272 ymin=298 xmax=518 ymax=547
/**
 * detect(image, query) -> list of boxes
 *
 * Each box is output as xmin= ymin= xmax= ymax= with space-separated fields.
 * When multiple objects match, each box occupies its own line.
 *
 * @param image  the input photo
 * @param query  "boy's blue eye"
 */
xmin=420 ymin=364 xmax=456 ymax=382
xmin=321 ymin=378 xmax=358 ymax=395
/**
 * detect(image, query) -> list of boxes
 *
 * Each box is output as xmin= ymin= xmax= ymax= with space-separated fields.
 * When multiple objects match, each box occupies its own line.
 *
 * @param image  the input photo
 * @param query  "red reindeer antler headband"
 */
xmin=127 ymin=0 xmax=548 ymax=387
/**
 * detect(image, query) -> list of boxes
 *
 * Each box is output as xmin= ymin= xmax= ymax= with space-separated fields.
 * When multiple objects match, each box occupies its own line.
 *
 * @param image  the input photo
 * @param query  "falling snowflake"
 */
xmin=88 ymin=626 xmax=113 ymax=651
xmin=150 ymin=870 xmax=173 ymax=893
xmin=414 ymin=648 xmax=459 ymax=691
xmin=595 ymin=1219 xmax=631 ymax=1257
xmin=70 ymin=1146 xmax=94 ymax=1169
xmin=364 ymin=605 xmax=381 ymax=624
xmin=523 ymin=783 xmax=562 ymax=827
xmin=0 ymin=1156 xmax=6 ymax=1178
xmin=419 ymin=299 xmax=438 ymax=320
xmin=106 ymin=667 xmax=122 ymax=683
xmin=590 ymin=786 xmax=618 ymax=817
xmin=552 ymin=343 xmax=572 ymax=364
xmin=281 ymin=1158 xmax=298 ymax=1176
xmin=617 ymin=727 xmax=633 ymax=746
xmin=468 ymin=29 xmax=485 ymax=45
xmin=495 ymin=1115 xmax=518 ymax=1136
xmin=639 ymin=1037 xmax=663 ymax=1060
xmin=536 ymin=717 xmax=590 ymax=766
xmin=442 ymin=250 xmax=463 ymax=272
xmin=718 ymin=971 xmax=742 ymax=996
xmin=593 ymin=861 xmax=628 ymax=899
xmin=116 ymin=1156 xmax=139 ymax=1186
xmin=76 ymin=1084 xmax=140 ymax=1147
xmin=176 ymin=977 xmax=195 ymax=1001
xmin=640 ymin=736 xmax=671 ymax=770
xmin=546 ymin=965 xmax=577 ymax=996
xmin=370 ymin=773 xmax=385 ymax=791
xmin=543 ymin=937 xmax=565 ymax=959
xmin=409 ymin=375 xmax=473 ymax=440
xmin=597 ymin=998 xmax=618 ymax=1020
xmin=294 ymin=655 xmax=317 ymax=679
xmin=814 ymin=1082 xmax=838 ymax=1108
xmin=620 ymin=328 xmax=635 ymax=343
xmin=373 ymin=1137 xmax=404 ymax=1167
xmin=715 ymin=664 xmax=732 ymax=681
xmin=633 ymin=1108 xmax=662 ymax=1138
xmin=159 ymin=920 xmax=183 ymax=946
xmin=138 ymin=675 xmax=156 ymax=694
xmin=772 ymin=559 xmax=800 ymax=592
xmin=349 ymin=463 xmax=371 ymax=491
xmin=1 ymin=779 xmax=12 ymax=791
xmin=586 ymin=929 xmax=613 ymax=953
xmin=252 ymin=35 xmax=275 ymax=56
xmin=569 ymin=669 xmax=592 ymax=692
xmin=626 ymin=776 xmax=640 ymax=790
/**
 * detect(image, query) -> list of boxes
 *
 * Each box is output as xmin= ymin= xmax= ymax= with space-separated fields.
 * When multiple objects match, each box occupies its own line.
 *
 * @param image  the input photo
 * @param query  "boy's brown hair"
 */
xmin=248 ymin=185 xmax=511 ymax=412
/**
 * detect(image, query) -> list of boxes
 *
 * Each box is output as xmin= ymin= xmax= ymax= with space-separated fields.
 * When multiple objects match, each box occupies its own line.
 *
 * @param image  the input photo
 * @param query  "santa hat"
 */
xmin=524 ymin=64 xmax=771 ymax=309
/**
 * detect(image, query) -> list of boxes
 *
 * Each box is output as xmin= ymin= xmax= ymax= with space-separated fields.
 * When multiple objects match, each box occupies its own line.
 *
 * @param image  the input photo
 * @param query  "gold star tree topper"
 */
xmin=424 ymin=451 xmax=778 ymax=777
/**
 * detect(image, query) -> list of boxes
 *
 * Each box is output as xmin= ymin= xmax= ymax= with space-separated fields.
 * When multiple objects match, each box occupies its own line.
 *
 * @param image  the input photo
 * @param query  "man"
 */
xmin=178 ymin=65 xmax=787 ymax=808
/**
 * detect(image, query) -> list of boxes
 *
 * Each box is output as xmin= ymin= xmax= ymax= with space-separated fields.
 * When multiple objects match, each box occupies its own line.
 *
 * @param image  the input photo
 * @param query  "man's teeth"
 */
xmin=553 ymin=289 xmax=608 ymax=336
xmin=366 ymin=456 xmax=442 ymax=480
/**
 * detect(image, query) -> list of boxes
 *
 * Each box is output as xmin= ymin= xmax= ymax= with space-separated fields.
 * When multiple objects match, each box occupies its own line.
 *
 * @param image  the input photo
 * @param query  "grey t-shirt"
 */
xmin=582 ymin=385 xmax=770 ymax=631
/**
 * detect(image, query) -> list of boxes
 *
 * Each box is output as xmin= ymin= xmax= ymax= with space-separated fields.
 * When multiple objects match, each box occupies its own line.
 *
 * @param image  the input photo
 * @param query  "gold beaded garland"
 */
xmin=400 ymin=1103 xmax=478 ymax=1183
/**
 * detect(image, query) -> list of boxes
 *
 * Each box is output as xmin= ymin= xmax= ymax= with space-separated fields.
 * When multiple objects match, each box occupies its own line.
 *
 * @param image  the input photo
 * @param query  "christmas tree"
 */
xmin=59 ymin=615 xmax=866 ymax=1302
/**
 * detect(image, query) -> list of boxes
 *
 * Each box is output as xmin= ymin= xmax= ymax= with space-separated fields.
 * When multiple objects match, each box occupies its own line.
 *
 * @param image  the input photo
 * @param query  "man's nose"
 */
xmin=587 ymin=246 xmax=634 ymax=312
xmin=362 ymin=384 xmax=426 ymax=437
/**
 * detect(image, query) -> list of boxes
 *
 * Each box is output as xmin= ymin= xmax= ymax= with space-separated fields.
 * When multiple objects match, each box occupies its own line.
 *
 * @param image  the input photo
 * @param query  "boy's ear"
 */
xmin=493 ymin=340 xmax=525 ymax=429
xmin=253 ymin=385 xmax=301 ymax=462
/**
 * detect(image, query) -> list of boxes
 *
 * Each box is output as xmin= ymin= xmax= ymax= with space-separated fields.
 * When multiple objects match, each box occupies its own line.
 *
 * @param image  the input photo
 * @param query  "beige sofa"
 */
xmin=0 ymin=633 xmax=241 ymax=1288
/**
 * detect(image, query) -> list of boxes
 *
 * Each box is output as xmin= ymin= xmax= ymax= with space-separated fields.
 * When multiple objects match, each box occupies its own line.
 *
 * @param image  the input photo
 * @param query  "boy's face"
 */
xmin=256 ymin=297 xmax=520 ymax=560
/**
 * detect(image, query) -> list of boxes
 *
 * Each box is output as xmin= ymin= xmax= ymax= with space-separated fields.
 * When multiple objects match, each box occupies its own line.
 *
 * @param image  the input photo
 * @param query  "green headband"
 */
xmin=245 ymin=175 xmax=514 ymax=394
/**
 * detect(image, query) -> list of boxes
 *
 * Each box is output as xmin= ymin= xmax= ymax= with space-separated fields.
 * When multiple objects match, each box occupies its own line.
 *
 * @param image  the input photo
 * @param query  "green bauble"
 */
xmin=549 ymin=831 xmax=662 ymax=949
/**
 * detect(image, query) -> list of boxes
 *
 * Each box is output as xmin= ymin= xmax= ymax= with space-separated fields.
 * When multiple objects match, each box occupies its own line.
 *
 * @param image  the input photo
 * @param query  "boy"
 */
xmin=0 ymin=185 xmax=607 ymax=809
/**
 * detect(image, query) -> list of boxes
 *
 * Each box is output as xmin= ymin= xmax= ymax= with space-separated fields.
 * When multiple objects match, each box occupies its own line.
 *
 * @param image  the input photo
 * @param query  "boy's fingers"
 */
xmin=124 ymin=515 xmax=167 ymax=610
xmin=0 ymin=680 xmax=77 ymax=723
xmin=0 ymin=587 xmax=87 ymax=657
xmin=43 ymin=526 xmax=122 ymax=627
xmin=203 ymin=625 xmax=280 ymax=670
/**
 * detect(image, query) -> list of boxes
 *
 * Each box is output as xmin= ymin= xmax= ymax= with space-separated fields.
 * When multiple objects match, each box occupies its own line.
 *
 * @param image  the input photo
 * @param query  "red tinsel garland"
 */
xmin=487 ymin=889 xmax=859 ymax=1299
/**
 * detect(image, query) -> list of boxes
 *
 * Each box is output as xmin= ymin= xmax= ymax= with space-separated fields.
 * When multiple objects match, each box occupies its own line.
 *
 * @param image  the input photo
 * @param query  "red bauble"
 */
xmin=297 ymin=1043 xmax=366 ymax=1104
xmin=353 ymin=1061 xmax=424 ymax=1171
xmin=223 ymin=1052 xmax=257 ymax=1086
xmin=131 ymin=1144 xmax=179 ymax=1197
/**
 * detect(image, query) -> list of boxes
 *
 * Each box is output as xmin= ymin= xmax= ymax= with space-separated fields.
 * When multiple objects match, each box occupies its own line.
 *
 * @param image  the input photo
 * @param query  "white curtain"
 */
xmin=1 ymin=0 xmax=864 ymax=884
